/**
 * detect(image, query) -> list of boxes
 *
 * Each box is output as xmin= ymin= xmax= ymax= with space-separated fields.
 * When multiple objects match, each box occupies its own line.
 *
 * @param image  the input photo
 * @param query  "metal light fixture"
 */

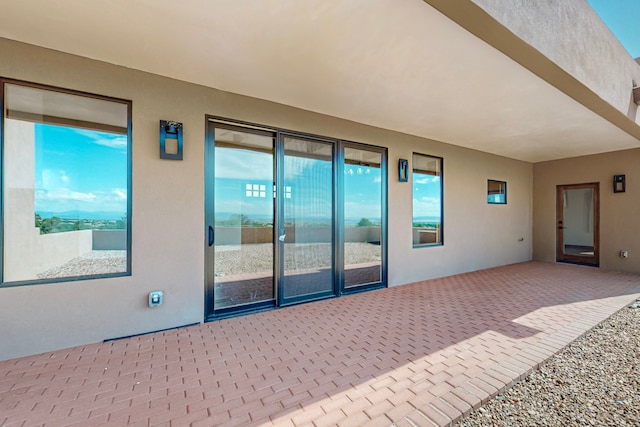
xmin=160 ymin=120 xmax=183 ymax=160
xmin=613 ymin=174 xmax=626 ymax=193
xmin=398 ymin=159 xmax=408 ymax=182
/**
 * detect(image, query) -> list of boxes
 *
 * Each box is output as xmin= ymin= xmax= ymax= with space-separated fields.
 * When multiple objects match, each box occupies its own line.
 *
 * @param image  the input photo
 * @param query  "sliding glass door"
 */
xmin=209 ymin=125 xmax=275 ymax=313
xmin=343 ymin=146 xmax=384 ymax=288
xmin=205 ymin=119 xmax=386 ymax=319
xmin=280 ymin=136 xmax=334 ymax=304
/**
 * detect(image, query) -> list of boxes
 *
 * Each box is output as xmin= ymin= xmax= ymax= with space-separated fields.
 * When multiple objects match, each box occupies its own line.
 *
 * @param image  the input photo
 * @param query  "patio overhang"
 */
xmin=0 ymin=0 xmax=639 ymax=162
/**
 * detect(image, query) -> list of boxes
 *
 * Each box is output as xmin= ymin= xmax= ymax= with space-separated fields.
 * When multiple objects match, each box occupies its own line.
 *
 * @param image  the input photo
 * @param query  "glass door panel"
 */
xmin=213 ymin=127 xmax=275 ymax=310
xmin=281 ymin=136 xmax=334 ymax=303
xmin=556 ymin=183 xmax=599 ymax=266
xmin=563 ymin=188 xmax=594 ymax=255
xmin=343 ymin=147 xmax=382 ymax=288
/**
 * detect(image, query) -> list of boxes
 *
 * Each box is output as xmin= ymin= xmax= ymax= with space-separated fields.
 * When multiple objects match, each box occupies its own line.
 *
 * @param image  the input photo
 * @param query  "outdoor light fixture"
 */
xmin=398 ymin=159 xmax=408 ymax=182
xmin=634 ymin=86 xmax=640 ymax=106
xmin=160 ymin=120 xmax=183 ymax=160
xmin=613 ymin=174 xmax=626 ymax=193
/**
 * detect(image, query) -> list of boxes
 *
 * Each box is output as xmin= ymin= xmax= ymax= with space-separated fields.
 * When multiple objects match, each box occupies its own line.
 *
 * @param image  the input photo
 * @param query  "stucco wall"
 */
xmin=0 ymin=37 xmax=532 ymax=360
xmin=472 ymin=0 xmax=640 ymax=124
xmin=533 ymin=148 xmax=640 ymax=272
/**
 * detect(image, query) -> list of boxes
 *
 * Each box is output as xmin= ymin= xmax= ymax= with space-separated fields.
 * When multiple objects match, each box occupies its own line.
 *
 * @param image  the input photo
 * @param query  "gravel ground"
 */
xmin=215 ymin=242 xmax=381 ymax=276
xmin=37 ymin=250 xmax=127 ymax=279
xmin=456 ymin=300 xmax=640 ymax=427
xmin=36 ymin=243 xmax=378 ymax=279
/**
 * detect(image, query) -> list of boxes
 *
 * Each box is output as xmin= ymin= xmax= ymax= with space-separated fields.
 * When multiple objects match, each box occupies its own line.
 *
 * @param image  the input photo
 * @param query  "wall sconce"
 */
xmin=613 ymin=174 xmax=626 ymax=193
xmin=398 ymin=159 xmax=408 ymax=182
xmin=160 ymin=120 xmax=183 ymax=160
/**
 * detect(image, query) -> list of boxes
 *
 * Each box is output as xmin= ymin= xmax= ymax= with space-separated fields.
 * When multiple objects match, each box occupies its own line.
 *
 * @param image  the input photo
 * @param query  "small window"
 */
xmin=412 ymin=153 xmax=442 ymax=247
xmin=1 ymin=80 xmax=131 ymax=284
xmin=488 ymin=180 xmax=507 ymax=204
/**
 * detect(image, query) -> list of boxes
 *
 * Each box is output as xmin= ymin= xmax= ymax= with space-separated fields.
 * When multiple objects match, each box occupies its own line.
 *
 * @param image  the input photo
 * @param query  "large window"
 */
xmin=412 ymin=153 xmax=442 ymax=247
xmin=1 ymin=80 xmax=131 ymax=284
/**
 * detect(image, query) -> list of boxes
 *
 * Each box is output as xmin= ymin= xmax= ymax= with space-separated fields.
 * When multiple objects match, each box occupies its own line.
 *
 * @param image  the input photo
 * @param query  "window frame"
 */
xmin=411 ymin=152 xmax=443 ymax=248
xmin=487 ymin=179 xmax=507 ymax=204
xmin=0 ymin=78 xmax=133 ymax=287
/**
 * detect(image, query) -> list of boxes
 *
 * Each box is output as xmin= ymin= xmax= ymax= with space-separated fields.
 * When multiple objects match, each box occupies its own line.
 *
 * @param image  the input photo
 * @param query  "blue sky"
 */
xmin=413 ymin=174 xmax=441 ymax=221
xmin=587 ymin=0 xmax=640 ymax=58
xmin=214 ymin=147 xmax=384 ymax=222
xmin=35 ymin=124 xmax=128 ymax=217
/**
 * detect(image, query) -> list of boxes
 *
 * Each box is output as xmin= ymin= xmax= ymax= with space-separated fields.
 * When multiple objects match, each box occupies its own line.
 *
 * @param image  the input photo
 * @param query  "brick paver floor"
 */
xmin=2 ymin=261 xmax=640 ymax=427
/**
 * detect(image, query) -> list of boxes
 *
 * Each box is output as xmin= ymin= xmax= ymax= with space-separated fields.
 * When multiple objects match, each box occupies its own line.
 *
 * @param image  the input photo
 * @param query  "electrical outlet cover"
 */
xmin=149 ymin=291 xmax=164 ymax=307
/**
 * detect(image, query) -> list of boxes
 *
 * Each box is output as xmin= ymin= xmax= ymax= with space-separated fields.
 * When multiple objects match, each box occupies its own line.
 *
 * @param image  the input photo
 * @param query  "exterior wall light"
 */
xmin=633 ymin=86 xmax=640 ymax=106
xmin=398 ymin=159 xmax=408 ymax=182
xmin=613 ymin=174 xmax=626 ymax=193
xmin=160 ymin=120 xmax=183 ymax=160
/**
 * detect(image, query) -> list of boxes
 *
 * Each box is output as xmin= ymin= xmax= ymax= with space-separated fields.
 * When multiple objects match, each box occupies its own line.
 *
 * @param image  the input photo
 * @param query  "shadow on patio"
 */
xmin=1 ymin=261 xmax=639 ymax=426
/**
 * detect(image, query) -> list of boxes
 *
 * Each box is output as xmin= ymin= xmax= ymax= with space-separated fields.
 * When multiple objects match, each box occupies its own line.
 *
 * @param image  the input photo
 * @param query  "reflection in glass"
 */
xmin=562 ymin=188 xmax=594 ymax=256
xmin=213 ymin=128 xmax=275 ymax=309
xmin=282 ymin=137 xmax=333 ymax=300
xmin=344 ymin=147 xmax=382 ymax=288
xmin=412 ymin=153 xmax=442 ymax=246
xmin=3 ymin=83 xmax=129 ymax=282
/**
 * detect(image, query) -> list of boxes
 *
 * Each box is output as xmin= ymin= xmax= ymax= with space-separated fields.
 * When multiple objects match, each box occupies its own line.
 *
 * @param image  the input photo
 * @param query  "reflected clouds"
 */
xmin=215 ymin=148 xmax=273 ymax=181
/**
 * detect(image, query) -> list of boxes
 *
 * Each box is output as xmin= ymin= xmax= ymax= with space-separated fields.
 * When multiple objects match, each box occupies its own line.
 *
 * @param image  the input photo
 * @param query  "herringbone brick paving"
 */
xmin=1 ymin=261 xmax=640 ymax=426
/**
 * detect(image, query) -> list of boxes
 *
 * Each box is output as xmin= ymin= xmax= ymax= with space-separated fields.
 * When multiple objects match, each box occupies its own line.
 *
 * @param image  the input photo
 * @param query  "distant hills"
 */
xmin=36 ymin=210 xmax=126 ymax=221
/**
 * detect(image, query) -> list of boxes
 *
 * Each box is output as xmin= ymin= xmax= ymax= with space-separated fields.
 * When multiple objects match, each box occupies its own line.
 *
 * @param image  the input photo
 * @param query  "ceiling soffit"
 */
xmin=0 ymin=0 xmax=638 ymax=162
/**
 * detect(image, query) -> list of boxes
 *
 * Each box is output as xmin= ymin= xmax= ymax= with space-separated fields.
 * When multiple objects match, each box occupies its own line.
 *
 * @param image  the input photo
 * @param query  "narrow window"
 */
xmin=487 ymin=179 xmax=507 ymax=204
xmin=2 ymin=81 xmax=131 ymax=284
xmin=412 ymin=153 xmax=442 ymax=247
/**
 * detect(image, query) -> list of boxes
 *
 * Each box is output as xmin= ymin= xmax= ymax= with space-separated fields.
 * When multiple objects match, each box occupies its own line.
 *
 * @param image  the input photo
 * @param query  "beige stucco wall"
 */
xmin=389 ymin=137 xmax=532 ymax=285
xmin=0 ymin=37 xmax=533 ymax=360
xmin=472 ymin=0 xmax=640 ymax=124
xmin=533 ymin=148 xmax=640 ymax=272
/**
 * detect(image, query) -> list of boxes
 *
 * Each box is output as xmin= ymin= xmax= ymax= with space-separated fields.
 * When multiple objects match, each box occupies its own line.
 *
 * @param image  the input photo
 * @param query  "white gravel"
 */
xmin=36 ymin=250 xmax=127 ymax=279
xmin=456 ymin=300 xmax=640 ymax=427
xmin=214 ymin=242 xmax=381 ymax=276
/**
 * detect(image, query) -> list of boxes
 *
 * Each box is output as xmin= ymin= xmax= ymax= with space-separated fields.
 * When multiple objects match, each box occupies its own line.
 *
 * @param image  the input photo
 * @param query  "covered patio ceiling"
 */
xmin=1 ymin=0 xmax=639 ymax=162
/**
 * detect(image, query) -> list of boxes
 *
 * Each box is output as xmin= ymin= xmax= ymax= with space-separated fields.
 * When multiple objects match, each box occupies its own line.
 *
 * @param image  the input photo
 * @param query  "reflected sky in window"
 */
xmin=413 ymin=173 xmax=441 ymax=223
xmin=35 ymin=124 xmax=127 ymax=219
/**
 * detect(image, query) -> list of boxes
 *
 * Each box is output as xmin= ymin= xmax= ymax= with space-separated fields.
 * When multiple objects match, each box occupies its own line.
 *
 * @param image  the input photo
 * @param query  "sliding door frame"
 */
xmin=204 ymin=120 xmax=278 ymax=320
xmin=205 ymin=116 xmax=387 ymax=320
xmin=339 ymin=141 xmax=388 ymax=296
xmin=277 ymin=132 xmax=337 ymax=307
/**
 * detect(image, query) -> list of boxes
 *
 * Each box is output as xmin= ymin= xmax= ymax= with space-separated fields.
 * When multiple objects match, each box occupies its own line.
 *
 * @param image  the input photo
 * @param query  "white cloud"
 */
xmin=36 ymin=188 xmax=96 ymax=202
xmin=35 ymin=187 xmax=127 ymax=213
xmin=216 ymin=149 xmax=273 ymax=180
xmin=414 ymin=176 xmax=440 ymax=185
xmin=412 ymin=196 xmax=441 ymax=217
xmin=72 ymin=129 xmax=127 ymax=150
xmin=112 ymin=188 xmax=127 ymax=200
xmin=41 ymin=169 xmax=70 ymax=189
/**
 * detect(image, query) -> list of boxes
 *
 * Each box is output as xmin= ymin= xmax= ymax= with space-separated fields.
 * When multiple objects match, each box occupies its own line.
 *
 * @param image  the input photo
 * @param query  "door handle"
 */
xmin=208 ymin=226 xmax=214 ymax=246
xmin=279 ymin=234 xmax=286 ymax=242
